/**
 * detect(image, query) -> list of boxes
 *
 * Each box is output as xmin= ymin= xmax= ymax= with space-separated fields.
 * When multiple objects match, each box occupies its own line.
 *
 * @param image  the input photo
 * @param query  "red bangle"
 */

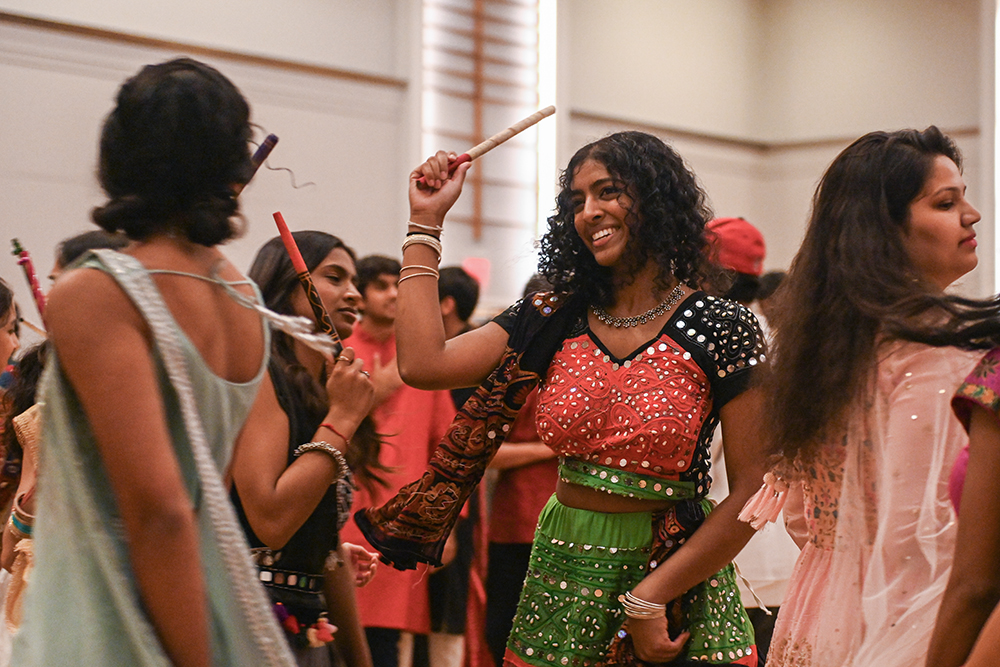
xmin=320 ymin=423 xmax=351 ymax=445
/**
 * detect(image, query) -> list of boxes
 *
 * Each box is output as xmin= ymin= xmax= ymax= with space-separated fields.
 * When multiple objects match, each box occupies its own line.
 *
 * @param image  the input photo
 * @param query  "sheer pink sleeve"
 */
xmin=850 ymin=344 xmax=980 ymax=665
xmin=782 ymin=481 xmax=808 ymax=550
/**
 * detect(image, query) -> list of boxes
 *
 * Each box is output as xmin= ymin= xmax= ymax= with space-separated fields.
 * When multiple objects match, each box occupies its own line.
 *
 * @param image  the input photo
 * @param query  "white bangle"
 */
xmin=619 ymin=591 xmax=667 ymax=619
xmin=408 ymin=220 xmax=444 ymax=234
xmin=293 ymin=441 xmax=348 ymax=484
xmin=401 ymin=264 xmax=440 ymax=276
xmin=398 ymin=271 xmax=440 ymax=284
xmin=402 ymin=234 xmax=442 ymax=261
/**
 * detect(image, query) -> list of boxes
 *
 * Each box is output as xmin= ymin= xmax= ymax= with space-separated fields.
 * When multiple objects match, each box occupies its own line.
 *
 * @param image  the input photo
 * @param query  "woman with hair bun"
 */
xmin=357 ymin=131 xmax=769 ymax=666
xmin=11 ymin=59 xmax=297 ymax=667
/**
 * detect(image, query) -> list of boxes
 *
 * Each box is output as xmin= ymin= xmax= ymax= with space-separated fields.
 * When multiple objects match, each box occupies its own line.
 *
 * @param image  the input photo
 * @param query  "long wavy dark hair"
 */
xmin=538 ymin=131 xmax=713 ymax=307
xmin=92 ymin=58 xmax=254 ymax=246
xmin=765 ymin=126 xmax=975 ymax=460
xmin=0 ymin=342 xmax=47 ymax=509
xmin=249 ymin=231 xmax=388 ymax=493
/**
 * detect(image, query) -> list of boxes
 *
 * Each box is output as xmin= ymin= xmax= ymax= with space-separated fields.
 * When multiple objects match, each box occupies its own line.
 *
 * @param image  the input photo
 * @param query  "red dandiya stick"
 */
xmin=272 ymin=211 xmax=343 ymax=357
xmin=233 ymin=134 xmax=279 ymax=196
xmin=416 ymin=105 xmax=556 ymax=186
xmin=10 ymin=238 xmax=46 ymax=319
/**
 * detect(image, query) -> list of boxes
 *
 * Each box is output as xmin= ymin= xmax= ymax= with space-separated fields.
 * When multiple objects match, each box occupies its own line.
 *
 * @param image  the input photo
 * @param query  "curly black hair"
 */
xmin=538 ymin=131 xmax=713 ymax=307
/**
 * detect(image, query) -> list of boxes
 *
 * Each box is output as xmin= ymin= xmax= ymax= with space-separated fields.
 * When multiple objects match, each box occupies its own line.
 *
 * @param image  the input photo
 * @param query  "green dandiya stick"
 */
xmin=272 ymin=211 xmax=343 ymax=357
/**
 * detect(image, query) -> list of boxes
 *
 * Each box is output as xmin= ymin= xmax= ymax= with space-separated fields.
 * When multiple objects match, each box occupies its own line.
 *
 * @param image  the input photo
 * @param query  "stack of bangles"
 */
xmin=400 ymin=221 xmax=443 ymax=284
xmin=618 ymin=590 xmax=667 ymax=619
xmin=293 ymin=440 xmax=348 ymax=486
xmin=8 ymin=493 xmax=34 ymax=541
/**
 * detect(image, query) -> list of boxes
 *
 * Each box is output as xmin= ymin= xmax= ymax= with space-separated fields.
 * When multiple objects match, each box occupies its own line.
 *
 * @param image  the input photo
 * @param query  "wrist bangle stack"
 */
xmin=407 ymin=220 xmax=444 ymax=234
xmin=8 ymin=493 xmax=34 ymax=540
xmin=398 ymin=263 xmax=441 ymax=285
xmin=293 ymin=441 xmax=348 ymax=484
xmin=618 ymin=591 xmax=666 ymax=619
xmin=402 ymin=233 xmax=442 ymax=262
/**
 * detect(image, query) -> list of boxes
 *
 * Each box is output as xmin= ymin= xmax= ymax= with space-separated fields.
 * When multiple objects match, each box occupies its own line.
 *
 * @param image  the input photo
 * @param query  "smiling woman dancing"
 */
xmin=357 ymin=131 xmax=768 ymax=667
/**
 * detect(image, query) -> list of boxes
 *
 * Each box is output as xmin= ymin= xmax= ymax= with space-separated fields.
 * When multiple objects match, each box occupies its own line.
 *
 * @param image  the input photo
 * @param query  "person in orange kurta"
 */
xmin=340 ymin=256 xmax=457 ymax=667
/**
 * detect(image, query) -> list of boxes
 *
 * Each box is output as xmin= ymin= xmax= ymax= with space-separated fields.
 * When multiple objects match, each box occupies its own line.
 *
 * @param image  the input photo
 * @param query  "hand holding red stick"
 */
xmin=272 ymin=212 xmax=343 ymax=357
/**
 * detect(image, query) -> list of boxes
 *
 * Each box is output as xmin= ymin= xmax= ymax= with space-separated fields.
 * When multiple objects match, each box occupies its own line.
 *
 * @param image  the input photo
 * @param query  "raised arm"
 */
xmin=46 ymin=269 xmax=212 ymax=667
xmin=926 ymin=404 xmax=1000 ymax=667
xmin=230 ymin=349 xmax=373 ymax=549
xmin=396 ymin=152 xmax=509 ymax=390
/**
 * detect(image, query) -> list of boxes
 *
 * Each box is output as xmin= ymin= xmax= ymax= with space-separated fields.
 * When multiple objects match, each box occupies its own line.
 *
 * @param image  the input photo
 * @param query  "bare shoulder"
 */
xmin=46 ymin=266 xmax=143 ymax=337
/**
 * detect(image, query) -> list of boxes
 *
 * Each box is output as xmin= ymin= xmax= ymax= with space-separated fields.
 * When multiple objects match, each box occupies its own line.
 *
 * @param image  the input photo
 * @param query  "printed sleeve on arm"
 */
xmin=952 ymin=347 xmax=1000 ymax=431
xmin=491 ymin=298 xmax=523 ymax=335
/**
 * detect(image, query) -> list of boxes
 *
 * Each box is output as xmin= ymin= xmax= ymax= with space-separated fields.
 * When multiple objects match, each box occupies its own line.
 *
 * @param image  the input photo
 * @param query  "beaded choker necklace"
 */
xmin=592 ymin=284 xmax=685 ymax=328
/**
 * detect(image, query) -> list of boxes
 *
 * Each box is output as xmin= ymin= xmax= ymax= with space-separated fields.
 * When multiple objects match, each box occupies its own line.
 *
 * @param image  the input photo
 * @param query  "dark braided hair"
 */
xmin=538 ymin=131 xmax=713 ymax=307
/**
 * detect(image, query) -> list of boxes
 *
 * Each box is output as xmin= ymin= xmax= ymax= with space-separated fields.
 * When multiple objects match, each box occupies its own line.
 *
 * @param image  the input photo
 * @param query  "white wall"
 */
xmin=0 ymin=0 xmax=407 ymax=78
xmin=760 ymin=0 xmax=981 ymax=142
xmin=563 ymin=0 xmax=981 ymax=144
xmin=563 ymin=0 xmax=762 ymax=141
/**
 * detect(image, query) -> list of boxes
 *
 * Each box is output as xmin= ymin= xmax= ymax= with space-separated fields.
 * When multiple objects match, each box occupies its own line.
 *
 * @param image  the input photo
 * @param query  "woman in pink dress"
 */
xmin=750 ymin=126 xmax=982 ymax=667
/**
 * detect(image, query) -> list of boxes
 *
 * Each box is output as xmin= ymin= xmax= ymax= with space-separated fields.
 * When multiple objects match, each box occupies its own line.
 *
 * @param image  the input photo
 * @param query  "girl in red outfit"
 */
xmin=358 ymin=131 xmax=768 ymax=666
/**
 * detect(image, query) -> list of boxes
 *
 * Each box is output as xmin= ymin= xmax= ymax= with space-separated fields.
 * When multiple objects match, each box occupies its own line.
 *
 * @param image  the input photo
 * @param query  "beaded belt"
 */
xmin=559 ymin=457 xmax=696 ymax=501
xmin=258 ymin=566 xmax=323 ymax=592
xmin=250 ymin=548 xmax=323 ymax=592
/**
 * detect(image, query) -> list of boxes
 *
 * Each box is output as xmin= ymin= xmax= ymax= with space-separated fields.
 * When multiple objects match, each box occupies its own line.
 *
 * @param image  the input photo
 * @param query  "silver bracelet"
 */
xmin=619 ymin=590 xmax=667 ymax=619
xmin=408 ymin=220 xmax=444 ymax=234
xmin=402 ymin=233 xmax=443 ymax=261
xmin=293 ymin=441 xmax=348 ymax=484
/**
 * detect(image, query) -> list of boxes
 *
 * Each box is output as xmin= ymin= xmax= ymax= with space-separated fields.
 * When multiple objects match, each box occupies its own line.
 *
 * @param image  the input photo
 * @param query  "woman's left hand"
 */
xmin=627 ymin=616 xmax=690 ymax=664
xmin=342 ymin=542 xmax=378 ymax=587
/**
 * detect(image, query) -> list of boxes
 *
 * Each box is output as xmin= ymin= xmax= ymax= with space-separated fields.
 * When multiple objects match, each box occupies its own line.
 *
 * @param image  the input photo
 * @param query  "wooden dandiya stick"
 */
xmin=233 ymin=133 xmax=279 ymax=196
xmin=416 ymin=105 xmax=556 ymax=185
xmin=272 ymin=211 xmax=343 ymax=357
xmin=17 ymin=318 xmax=46 ymax=337
xmin=10 ymin=238 xmax=46 ymax=319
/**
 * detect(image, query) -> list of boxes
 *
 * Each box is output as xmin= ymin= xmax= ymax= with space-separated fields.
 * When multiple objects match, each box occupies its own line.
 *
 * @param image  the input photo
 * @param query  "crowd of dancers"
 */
xmin=1 ymin=56 xmax=999 ymax=667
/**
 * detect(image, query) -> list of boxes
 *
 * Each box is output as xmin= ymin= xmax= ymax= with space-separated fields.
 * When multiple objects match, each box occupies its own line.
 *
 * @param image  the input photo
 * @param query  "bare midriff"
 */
xmin=556 ymin=479 xmax=678 ymax=513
